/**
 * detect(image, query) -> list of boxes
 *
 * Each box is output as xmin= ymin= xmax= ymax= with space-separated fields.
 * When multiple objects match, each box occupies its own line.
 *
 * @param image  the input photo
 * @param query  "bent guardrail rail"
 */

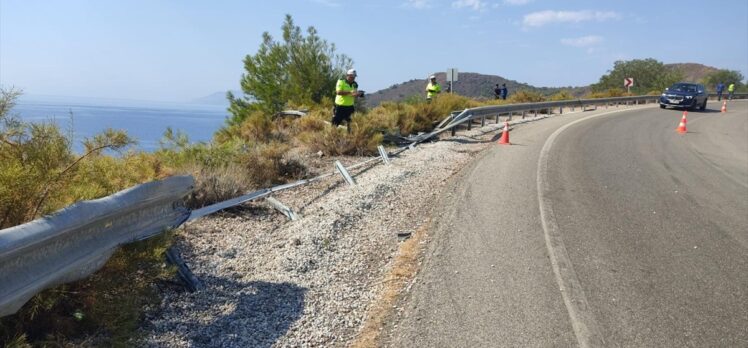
xmin=2 ymin=93 xmax=717 ymax=317
xmin=0 ymin=176 xmax=193 ymax=317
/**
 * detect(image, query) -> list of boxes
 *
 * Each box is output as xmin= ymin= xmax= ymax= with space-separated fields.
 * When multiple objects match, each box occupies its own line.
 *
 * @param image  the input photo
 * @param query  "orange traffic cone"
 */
xmin=498 ymin=121 xmax=511 ymax=145
xmin=676 ymin=118 xmax=687 ymax=134
xmin=721 ymin=101 xmax=727 ymax=113
xmin=681 ymin=110 xmax=688 ymax=124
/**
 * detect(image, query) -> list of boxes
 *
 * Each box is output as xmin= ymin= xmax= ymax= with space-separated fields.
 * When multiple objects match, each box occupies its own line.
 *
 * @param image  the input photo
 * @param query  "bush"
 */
xmin=550 ymin=90 xmax=575 ymax=101
xmin=584 ymin=88 xmax=630 ymax=99
xmin=507 ymin=90 xmax=546 ymax=103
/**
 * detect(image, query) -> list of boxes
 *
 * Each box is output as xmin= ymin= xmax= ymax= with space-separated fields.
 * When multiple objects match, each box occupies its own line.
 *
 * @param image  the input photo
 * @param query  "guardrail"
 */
xmin=0 ymin=93 xmax=725 ymax=317
xmin=0 ymin=176 xmax=193 ymax=317
xmin=410 ymin=95 xmax=661 ymax=145
xmin=708 ymin=92 xmax=748 ymax=100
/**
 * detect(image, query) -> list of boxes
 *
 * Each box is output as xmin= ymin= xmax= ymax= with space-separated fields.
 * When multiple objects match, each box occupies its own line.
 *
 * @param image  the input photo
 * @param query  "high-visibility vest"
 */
xmin=427 ymin=82 xmax=441 ymax=98
xmin=728 ymin=83 xmax=735 ymax=92
xmin=335 ymin=79 xmax=356 ymax=106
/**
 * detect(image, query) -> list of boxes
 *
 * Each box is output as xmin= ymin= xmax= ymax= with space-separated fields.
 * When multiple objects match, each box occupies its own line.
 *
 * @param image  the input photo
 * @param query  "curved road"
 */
xmin=383 ymin=101 xmax=748 ymax=347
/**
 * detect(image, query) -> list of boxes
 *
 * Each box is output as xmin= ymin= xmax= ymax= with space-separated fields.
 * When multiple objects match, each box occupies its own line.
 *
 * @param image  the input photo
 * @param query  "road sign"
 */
xmin=447 ymin=68 xmax=458 ymax=94
xmin=624 ymin=78 xmax=634 ymax=88
xmin=447 ymin=68 xmax=458 ymax=82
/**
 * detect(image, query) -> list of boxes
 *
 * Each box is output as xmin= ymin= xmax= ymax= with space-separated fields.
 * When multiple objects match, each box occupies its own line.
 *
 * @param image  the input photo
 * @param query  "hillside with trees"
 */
xmin=366 ymin=72 xmax=588 ymax=107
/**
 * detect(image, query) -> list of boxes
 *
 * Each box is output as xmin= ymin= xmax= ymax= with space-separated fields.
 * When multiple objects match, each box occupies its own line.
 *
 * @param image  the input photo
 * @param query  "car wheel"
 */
xmin=699 ymin=99 xmax=707 ymax=111
xmin=660 ymin=104 xmax=666 ymax=109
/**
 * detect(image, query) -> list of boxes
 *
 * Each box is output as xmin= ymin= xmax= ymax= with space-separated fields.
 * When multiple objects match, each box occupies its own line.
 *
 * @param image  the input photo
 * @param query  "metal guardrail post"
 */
xmin=481 ymin=115 xmax=485 ymax=127
xmin=334 ymin=160 xmax=357 ymax=186
xmin=377 ymin=145 xmax=391 ymax=165
xmin=266 ymin=196 xmax=299 ymax=221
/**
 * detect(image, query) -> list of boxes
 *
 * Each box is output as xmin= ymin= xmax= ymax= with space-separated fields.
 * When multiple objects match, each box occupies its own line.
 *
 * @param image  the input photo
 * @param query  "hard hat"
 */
xmin=429 ymin=75 xmax=436 ymax=79
xmin=347 ymin=69 xmax=357 ymax=76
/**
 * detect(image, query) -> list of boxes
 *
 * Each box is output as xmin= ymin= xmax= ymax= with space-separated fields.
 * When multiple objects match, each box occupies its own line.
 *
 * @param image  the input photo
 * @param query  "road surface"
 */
xmin=383 ymin=101 xmax=748 ymax=347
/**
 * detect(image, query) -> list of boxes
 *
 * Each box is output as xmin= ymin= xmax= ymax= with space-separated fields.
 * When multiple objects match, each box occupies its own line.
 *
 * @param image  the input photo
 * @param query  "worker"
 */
xmin=426 ymin=75 xmax=441 ymax=102
xmin=333 ymin=69 xmax=362 ymax=132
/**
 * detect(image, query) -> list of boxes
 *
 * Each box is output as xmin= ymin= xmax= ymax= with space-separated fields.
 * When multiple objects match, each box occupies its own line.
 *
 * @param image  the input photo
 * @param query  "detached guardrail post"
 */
xmin=334 ymin=160 xmax=357 ymax=186
xmin=377 ymin=145 xmax=391 ymax=165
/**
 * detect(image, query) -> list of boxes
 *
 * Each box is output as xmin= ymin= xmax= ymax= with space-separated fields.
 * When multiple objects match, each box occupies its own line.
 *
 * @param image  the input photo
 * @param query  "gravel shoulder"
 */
xmin=138 ymin=119 xmax=513 ymax=347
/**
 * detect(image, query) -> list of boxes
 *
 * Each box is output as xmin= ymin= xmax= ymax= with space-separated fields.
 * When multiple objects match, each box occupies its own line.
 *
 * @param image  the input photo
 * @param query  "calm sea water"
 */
xmin=12 ymin=98 xmax=228 ymax=153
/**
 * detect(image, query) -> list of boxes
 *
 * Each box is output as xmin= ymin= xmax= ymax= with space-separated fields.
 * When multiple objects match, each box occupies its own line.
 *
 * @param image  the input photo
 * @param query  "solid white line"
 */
xmin=536 ymin=106 xmax=652 ymax=347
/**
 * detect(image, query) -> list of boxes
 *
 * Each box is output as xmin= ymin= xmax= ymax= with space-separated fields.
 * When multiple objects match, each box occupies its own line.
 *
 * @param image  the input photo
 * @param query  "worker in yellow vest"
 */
xmin=727 ymin=82 xmax=735 ymax=100
xmin=426 ymin=75 xmax=441 ymax=102
xmin=333 ymin=69 xmax=362 ymax=131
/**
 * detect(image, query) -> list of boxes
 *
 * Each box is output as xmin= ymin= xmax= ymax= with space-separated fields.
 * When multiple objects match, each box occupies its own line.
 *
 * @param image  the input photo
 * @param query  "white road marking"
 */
xmin=536 ymin=107 xmax=653 ymax=347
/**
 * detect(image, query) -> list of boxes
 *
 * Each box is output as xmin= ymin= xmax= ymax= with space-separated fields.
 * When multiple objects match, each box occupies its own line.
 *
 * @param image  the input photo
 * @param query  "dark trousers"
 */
xmin=717 ymin=92 xmax=723 ymax=101
xmin=332 ymin=105 xmax=355 ymax=130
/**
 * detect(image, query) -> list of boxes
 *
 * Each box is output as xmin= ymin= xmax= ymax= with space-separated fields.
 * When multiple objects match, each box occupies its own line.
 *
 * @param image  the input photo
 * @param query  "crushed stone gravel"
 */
xmin=139 ymin=120 xmax=521 ymax=347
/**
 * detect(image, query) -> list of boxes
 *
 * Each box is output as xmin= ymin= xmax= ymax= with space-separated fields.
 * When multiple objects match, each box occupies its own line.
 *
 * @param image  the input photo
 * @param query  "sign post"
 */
xmin=446 ymin=68 xmax=458 ymax=94
xmin=624 ymin=77 xmax=634 ymax=93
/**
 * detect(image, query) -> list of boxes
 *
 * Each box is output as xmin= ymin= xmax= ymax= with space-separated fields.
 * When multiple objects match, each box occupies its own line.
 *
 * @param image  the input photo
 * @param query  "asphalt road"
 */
xmin=383 ymin=101 xmax=748 ymax=347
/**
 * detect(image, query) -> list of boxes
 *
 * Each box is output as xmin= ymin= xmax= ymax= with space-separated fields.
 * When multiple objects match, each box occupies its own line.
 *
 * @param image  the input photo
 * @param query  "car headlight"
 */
xmin=685 ymin=95 xmax=693 ymax=99
xmin=661 ymin=93 xmax=667 ymax=97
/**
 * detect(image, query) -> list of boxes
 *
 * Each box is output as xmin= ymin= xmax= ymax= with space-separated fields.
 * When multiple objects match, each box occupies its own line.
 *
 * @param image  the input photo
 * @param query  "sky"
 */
xmin=1 ymin=0 xmax=747 ymax=102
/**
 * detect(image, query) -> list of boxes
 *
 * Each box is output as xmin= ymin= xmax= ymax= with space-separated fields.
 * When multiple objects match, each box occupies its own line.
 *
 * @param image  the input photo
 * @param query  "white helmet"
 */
xmin=347 ymin=69 xmax=357 ymax=76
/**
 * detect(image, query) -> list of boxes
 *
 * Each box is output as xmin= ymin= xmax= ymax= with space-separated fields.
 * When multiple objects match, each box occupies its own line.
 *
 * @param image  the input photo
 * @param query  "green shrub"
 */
xmin=585 ymin=88 xmax=630 ymax=99
xmin=550 ymin=90 xmax=575 ymax=101
xmin=507 ymin=90 xmax=546 ymax=103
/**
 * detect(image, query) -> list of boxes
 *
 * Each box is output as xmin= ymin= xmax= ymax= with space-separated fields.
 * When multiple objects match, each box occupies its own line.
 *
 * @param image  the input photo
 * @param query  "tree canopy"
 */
xmin=591 ymin=58 xmax=683 ymax=94
xmin=228 ymin=15 xmax=352 ymax=121
xmin=701 ymin=69 xmax=745 ymax=91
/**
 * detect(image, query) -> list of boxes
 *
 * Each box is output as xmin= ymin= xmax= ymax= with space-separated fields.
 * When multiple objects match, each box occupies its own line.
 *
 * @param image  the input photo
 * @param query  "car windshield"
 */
xmin=669 ymin=84 xmax=697 ymax=93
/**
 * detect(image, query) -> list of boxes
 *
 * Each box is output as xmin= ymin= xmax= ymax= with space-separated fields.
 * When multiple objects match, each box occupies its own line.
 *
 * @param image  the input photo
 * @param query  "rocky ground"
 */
xmin=138 ymin=119 xmax=520 ymax=347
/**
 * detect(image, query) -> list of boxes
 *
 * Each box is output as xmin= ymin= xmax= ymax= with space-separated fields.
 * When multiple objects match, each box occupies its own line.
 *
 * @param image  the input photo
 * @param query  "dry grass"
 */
xmin=350 ymin=222 xmax=430 ymax=348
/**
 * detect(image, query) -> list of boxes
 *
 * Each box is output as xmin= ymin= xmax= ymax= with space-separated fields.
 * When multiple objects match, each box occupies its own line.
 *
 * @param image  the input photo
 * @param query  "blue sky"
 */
xmin=1 ymin=0 xmax=746 ymax=102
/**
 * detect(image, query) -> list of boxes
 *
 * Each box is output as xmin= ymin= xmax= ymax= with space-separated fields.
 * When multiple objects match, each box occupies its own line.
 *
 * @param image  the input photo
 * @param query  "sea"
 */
xmin=10 ymin=96 xmax=229 ymax=153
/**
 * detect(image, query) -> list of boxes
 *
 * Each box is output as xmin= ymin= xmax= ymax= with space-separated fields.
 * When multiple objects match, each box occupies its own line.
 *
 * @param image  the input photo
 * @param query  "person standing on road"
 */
xmin=716 ymin=81 xmax=725 ymax=101
xmin=727 ymin=82 xmax=736 ymax=100
xmin=426 ymin=75 xmax=441 ymax=102
xmin=500 ymin=83 xmax=508 ymax=100
xmin=333 ymin=69 xmax=362 ymax=132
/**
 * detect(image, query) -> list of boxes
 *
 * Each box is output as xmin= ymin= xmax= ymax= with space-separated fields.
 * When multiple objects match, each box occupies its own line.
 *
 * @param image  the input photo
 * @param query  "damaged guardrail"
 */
xmin=0 ymin=94 xmax=678 ymax=317
xmin=0 ymin=176 xmax=193 ymax=317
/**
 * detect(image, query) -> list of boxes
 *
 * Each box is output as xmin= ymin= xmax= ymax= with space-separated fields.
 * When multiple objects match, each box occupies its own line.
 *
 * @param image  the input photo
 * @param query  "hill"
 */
xmin=190 ymin=90 xmax=241 ymax=106
xmin=665 ymin=63 xmax=719 ymax=83
xmin=365 ymin=72 xmax=588 ymax=107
